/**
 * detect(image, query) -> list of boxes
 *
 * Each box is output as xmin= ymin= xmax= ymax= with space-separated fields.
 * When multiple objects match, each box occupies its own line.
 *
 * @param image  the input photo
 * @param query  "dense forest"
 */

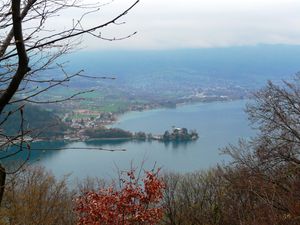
xmin=0 ymin=103 xmax=67 ymax=138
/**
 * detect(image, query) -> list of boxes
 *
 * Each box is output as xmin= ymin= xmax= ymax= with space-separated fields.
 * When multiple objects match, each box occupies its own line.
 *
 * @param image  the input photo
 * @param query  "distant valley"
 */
xmin=10 ymin=45 xmax=300 ymax=140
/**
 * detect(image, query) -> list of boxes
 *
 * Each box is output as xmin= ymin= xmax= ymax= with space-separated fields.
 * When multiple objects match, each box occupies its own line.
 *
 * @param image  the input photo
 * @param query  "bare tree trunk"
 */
xmin=0 ymin=164 xmax=6 ymax=206
xmin=0 ymin=0 xmax=28 ymax=206
xmin=0 ymin=0 xmax=30 ymax=114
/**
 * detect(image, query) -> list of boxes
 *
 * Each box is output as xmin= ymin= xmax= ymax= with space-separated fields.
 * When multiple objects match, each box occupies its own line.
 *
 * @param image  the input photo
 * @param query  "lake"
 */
xmin=6 ymin=100 xmax=255 ymax=181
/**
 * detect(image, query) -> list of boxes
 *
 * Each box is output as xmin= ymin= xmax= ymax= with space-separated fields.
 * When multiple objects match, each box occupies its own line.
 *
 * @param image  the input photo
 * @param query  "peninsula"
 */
xmin=65 ymin=126 xmax=199 ymax=142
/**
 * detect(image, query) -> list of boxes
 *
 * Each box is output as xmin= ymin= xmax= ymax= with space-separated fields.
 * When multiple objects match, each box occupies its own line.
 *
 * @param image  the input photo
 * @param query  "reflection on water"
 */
xmin=85 ymin=138 xmax=197 ymax=152
xmin=85 ymin=139 xmax=130 ymax=146
xmin=87 ymin=139 xmax=197 ymax=149
xmin=162 ymin=140 xmax=196 ymax=150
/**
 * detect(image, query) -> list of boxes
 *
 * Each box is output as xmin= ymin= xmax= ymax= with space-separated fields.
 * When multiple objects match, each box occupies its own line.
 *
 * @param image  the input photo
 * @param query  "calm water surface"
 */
xmin=13 ymin=100 xmax=255 ymax=180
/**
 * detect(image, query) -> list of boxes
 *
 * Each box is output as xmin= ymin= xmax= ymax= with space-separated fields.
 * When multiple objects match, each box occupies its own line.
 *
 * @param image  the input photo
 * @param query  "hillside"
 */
xmin=1 ymin=103 xmax=67 ymax=139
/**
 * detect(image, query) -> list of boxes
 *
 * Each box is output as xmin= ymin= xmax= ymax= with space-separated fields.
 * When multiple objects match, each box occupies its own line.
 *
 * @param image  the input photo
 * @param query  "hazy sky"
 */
xmin=57 ymin=0 xmax=300 ymax=50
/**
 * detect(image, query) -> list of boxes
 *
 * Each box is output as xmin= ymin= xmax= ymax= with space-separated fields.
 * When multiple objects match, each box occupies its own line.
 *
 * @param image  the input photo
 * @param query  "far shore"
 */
xmin=110 ymin=98 xmax=249 ymax=130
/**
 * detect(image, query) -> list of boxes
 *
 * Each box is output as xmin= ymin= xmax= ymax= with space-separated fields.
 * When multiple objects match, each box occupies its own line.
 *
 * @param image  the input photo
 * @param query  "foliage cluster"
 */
xmin=75 ymin=169 xmax=165 ymax=225
xmin=83 ymin=128 xmax=133 ymax=139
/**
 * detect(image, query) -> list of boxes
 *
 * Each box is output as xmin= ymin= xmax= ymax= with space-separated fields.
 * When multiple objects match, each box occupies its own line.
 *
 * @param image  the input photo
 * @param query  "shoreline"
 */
xmin=31 ymin=98 xmax=248 ymax=143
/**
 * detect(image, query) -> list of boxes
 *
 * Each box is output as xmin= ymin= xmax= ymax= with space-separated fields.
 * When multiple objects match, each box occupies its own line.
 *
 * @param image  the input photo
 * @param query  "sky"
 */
xmin=54 ymin=0 xmax=300 ymax=50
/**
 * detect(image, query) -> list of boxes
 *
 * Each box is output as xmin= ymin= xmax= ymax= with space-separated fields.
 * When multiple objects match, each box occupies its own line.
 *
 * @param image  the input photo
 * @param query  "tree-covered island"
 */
xmin=161 ymin=127 xmax=198 ymax=141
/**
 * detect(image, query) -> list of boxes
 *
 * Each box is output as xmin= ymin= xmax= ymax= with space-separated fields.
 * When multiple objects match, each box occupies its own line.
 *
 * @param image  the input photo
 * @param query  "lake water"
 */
xmin=6 ymin=100 xmax=255 ymax=181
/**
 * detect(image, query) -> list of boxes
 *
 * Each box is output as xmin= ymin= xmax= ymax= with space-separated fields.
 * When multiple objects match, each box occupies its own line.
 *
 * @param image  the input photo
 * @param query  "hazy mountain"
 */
xmin=63 ymin=44 xmax=300 ymax=89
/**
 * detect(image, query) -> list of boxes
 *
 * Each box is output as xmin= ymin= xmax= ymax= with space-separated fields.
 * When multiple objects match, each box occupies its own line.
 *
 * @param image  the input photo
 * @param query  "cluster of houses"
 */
xmin=64 ymin=110 xmax=117 ymax=129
